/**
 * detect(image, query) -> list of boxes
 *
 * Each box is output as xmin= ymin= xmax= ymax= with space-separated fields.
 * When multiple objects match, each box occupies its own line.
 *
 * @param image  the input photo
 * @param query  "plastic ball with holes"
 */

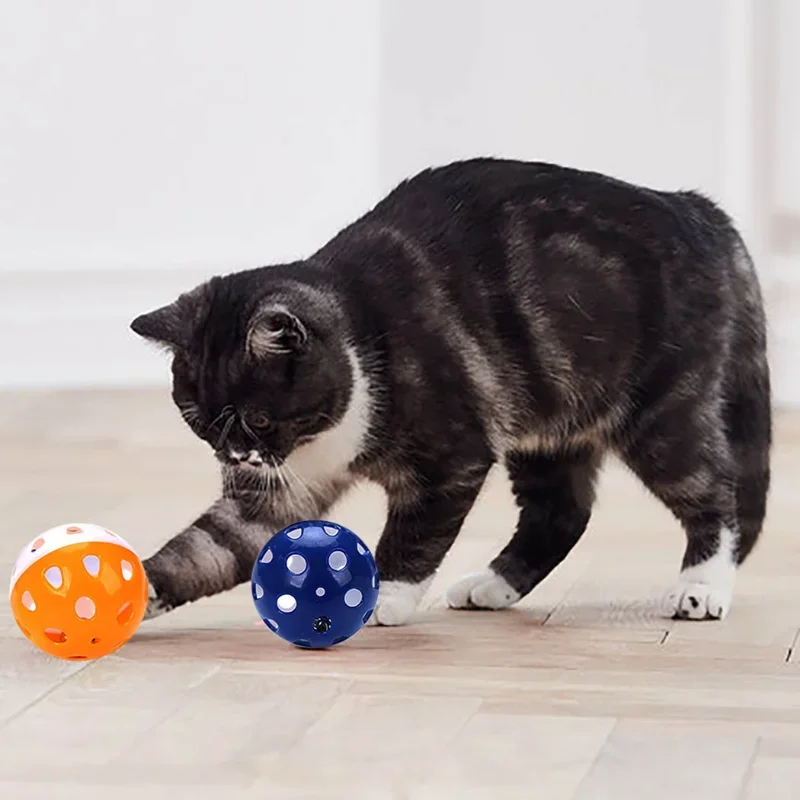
xmin=8 ymin=523 xmax=148 ymax=661
xmin=252 ymin=520 xmax=379 ymax=648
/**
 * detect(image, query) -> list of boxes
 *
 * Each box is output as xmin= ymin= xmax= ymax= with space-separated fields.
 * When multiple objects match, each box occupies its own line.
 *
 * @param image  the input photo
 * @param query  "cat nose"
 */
xmin=246 ymin=450 xmax=263 ymax=466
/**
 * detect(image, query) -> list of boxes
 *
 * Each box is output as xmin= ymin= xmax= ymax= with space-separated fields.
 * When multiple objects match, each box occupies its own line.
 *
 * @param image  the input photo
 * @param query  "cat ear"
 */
xmin=131 ymin=283 xmax=208 ymax=350
xmin=131 ymin=301 xmax=191 ymax=350
xmin=131 ymin=285 xmax=205 ymax=350
xmin=247 ymin=306 xmax=308 ymax=357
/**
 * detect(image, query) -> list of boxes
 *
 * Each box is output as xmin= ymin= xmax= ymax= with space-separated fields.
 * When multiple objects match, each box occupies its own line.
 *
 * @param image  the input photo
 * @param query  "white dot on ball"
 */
xmin=316 ymin=587 xmax=325 ymax=597
xmin=286 ymin=554 xmax=307 ymax=575
xmin=277 ymin=594 xmax=297 ymax=613
xmin=356 ymin=542 xmax=366 ymax=555
xmin=261 ymin=549 xmax=273 ymax=563
xmin=21 ymin=590 xmax=36 ymax=611
xmin=255 ymin=583 xmax=264 ymax=599
xmin=287 ymin=528 xmax=302 ymax=540
xmin=266 ymin=618 xmax=278 ymax=630
xmin=328 ymin=551 xmax=348 ymax=571
xmin=74 ymin=596 xmax=96 ymax=620
xmin=44 ymin=566 xmax=63 ymax=589
xmin=344 ymin=588 xmax=363 ymax=607
xmin=323 ymin=525 xmax=338 ymax=536
xmin=83 ymin=555 xmax=100 ymax=577
xmin=120 ymin=560 xmax=134 ymax=581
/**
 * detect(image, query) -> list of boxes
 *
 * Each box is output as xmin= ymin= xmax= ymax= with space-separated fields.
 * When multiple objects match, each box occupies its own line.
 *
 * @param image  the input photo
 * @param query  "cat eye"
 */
xmin=248 ymin=413 xmax=272 ymax=430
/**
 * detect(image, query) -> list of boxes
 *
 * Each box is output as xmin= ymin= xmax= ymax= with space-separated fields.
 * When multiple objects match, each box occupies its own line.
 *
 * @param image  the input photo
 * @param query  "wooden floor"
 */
xmin=1 ymin=388 xmax=799 ymax=799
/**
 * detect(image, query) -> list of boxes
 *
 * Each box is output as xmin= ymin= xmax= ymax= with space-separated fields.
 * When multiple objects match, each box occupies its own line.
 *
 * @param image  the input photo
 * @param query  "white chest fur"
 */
xmin=283 ymin=346 xmax=372 ymax=488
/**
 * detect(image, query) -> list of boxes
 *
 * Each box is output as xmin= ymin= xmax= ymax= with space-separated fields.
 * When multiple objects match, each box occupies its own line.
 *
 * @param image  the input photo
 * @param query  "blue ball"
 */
xmin=251 ymin=520 xmax=379 ymax=648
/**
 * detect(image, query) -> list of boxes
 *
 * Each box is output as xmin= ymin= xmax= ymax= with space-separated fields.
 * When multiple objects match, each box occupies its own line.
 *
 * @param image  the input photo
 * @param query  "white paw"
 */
xmin=446 ymin=569 xmax=521 ymax=610
xmin=367 ymin=579 xmax=430 ymax=626
xmin=666 ymin=580 xmax=733 ymax=620
xmin=666 ymin=527 xmax=737 ymax=620
xmin=143 ymin=582 xmax=171 ymax=620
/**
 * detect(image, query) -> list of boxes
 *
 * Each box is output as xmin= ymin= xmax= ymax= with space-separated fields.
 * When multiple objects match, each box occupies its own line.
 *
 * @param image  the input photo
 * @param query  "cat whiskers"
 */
xmin=177 ymin=402 xmax=202 ymax=427
xmin=207 ymin=404 xmax=235 ymax=435
xmin=222 ymin=467 xmax=237 ymax=499
xmin=279 ymin=459 xmax=317 ymax=511
xmin=246 ymin=462 xmax=271 ymax=518
xmin=240 ymin=418 xmax=260 ymax=444
xmin=215 ymin=413 xmax=237 ymax=451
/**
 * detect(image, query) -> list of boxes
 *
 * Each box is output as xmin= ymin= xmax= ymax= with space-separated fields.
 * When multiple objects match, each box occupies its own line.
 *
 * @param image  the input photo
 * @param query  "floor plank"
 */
xmin=1 ymin=389 xmax=799 ymax=797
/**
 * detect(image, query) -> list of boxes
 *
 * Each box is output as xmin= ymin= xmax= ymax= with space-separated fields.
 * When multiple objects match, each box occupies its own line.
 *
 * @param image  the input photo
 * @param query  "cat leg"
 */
xmin=144 ymin=476 xmax=347 ymax=617
xmin=447 ymin=446 xmax=600 ymax=610
xmin=620 ymin=403 xmax=739 ymax=620
xmin=371 ymin=464 xmax=491 ymax=626
xmin=143 ymin=497 xmax=270 ymax=618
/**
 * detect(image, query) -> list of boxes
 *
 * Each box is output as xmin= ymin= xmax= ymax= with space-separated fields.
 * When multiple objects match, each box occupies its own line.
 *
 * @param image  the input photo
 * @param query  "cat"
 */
xmin=131 ymin=157 xmax=771 ymax=626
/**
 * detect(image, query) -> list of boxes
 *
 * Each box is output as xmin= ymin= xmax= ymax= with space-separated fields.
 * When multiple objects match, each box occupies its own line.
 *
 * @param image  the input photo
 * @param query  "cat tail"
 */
xmin=724 ymin=237 xmax=772 ymax=564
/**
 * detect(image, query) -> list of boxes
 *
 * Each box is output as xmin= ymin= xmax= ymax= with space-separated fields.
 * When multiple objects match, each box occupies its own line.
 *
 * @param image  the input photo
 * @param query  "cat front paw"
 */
xmin=666 ymin=579 xmax=732 ymax=620
xmin=446 ymin=569 xmax=521 ymax=610
xmin=366 ymin=579 xmax=430 ymax=626
xmin=143 ymin=582 xmax=173 ymax=620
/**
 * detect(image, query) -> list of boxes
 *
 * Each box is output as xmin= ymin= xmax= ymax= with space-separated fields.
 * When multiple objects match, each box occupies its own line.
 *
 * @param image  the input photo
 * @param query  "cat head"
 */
xmin=130 ymin=266 xmax=354 ymax=470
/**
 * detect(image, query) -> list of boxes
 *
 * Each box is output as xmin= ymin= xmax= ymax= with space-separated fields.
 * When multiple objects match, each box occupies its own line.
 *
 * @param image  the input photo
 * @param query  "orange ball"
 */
xmin=8 ymin=523 xmax=148 ymax=661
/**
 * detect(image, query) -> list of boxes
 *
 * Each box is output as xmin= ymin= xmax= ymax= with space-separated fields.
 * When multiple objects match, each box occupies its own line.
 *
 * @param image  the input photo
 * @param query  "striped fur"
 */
xmin=132 ymin=158 xmax=771 ymax=624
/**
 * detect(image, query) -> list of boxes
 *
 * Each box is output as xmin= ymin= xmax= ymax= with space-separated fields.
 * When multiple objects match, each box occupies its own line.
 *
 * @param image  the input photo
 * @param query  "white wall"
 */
xmin=381 ymin=0 xmax=728 ymax=196
xmin=1 ymin=0 xmax=797 ymax=402
xmin=776 ymin=0 xmax=800 ymax=219
xmin=0 ymin=0 xmax=380 ymax=273
xmin=0 ymin=0 xmax=380 ymax=387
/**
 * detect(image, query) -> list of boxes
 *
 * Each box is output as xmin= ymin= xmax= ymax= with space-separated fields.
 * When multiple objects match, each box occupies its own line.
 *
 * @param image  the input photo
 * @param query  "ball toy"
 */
xmin=252 ymin=520 xmax=379 ymax=648
xmin=9 ymin=523 xmax=148 ymax=661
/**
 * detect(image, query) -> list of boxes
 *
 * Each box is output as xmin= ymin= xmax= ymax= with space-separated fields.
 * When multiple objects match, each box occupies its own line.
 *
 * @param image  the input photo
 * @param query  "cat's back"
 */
xmin=315 ymin=158 xmax=757 ymax=450
xmin=370 ymin=157 xmax=686 ymax=230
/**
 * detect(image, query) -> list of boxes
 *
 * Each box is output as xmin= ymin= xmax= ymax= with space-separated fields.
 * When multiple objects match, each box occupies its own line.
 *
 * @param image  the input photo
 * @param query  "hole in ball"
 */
xmin=277 ymin=594 xmax=297 ymax=613
xmin=344 ymin=588 xmax=363 ymax=607
xmin=328 ymin=551 xmax=348 ymax=571
xmin=260 ymin=549 xmax=273 ymax=564
xmin=294 ymin=639 xmax=311 ymax=648
xmin=75 ymin=596 xmax=96 ymax=620
xmin=286 ymin=554 xmax=307 ymax=575
xmin=44 ymin=566 xmax=63 ymax=589
xmin=313 ymin=616 xmax=332 ymax=633
xmin=44 ymin=628 xmax=67 ymax=644
xmin=266 ymin=618 xmax=278 ymax=630
xmin=254 ymin=583 xmax=264 ymax=600
xmin=120 ymin=560 xmax=134 ymax=581
xmin=83 ymin=555 xmax=100 ymax=577
xmin=21 ymin=591 xmax=36 ymax=611
xmin=286 ymin=528 xmax=302 ymax=540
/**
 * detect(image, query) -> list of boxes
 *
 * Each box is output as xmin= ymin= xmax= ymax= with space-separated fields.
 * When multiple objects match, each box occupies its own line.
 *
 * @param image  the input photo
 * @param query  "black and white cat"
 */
xmin=131 ymin=158 xmax=771 ymax=626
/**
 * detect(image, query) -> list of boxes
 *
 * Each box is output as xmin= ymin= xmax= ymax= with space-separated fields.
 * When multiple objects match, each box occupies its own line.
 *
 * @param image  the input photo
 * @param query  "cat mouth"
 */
xmin=216 ymin=449 xmax=275 ymax=468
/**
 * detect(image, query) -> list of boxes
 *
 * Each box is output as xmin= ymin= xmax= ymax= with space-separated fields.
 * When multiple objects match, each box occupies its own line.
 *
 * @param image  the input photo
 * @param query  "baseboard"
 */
xmin=0 ymin=267 xmax=221 ymax=388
